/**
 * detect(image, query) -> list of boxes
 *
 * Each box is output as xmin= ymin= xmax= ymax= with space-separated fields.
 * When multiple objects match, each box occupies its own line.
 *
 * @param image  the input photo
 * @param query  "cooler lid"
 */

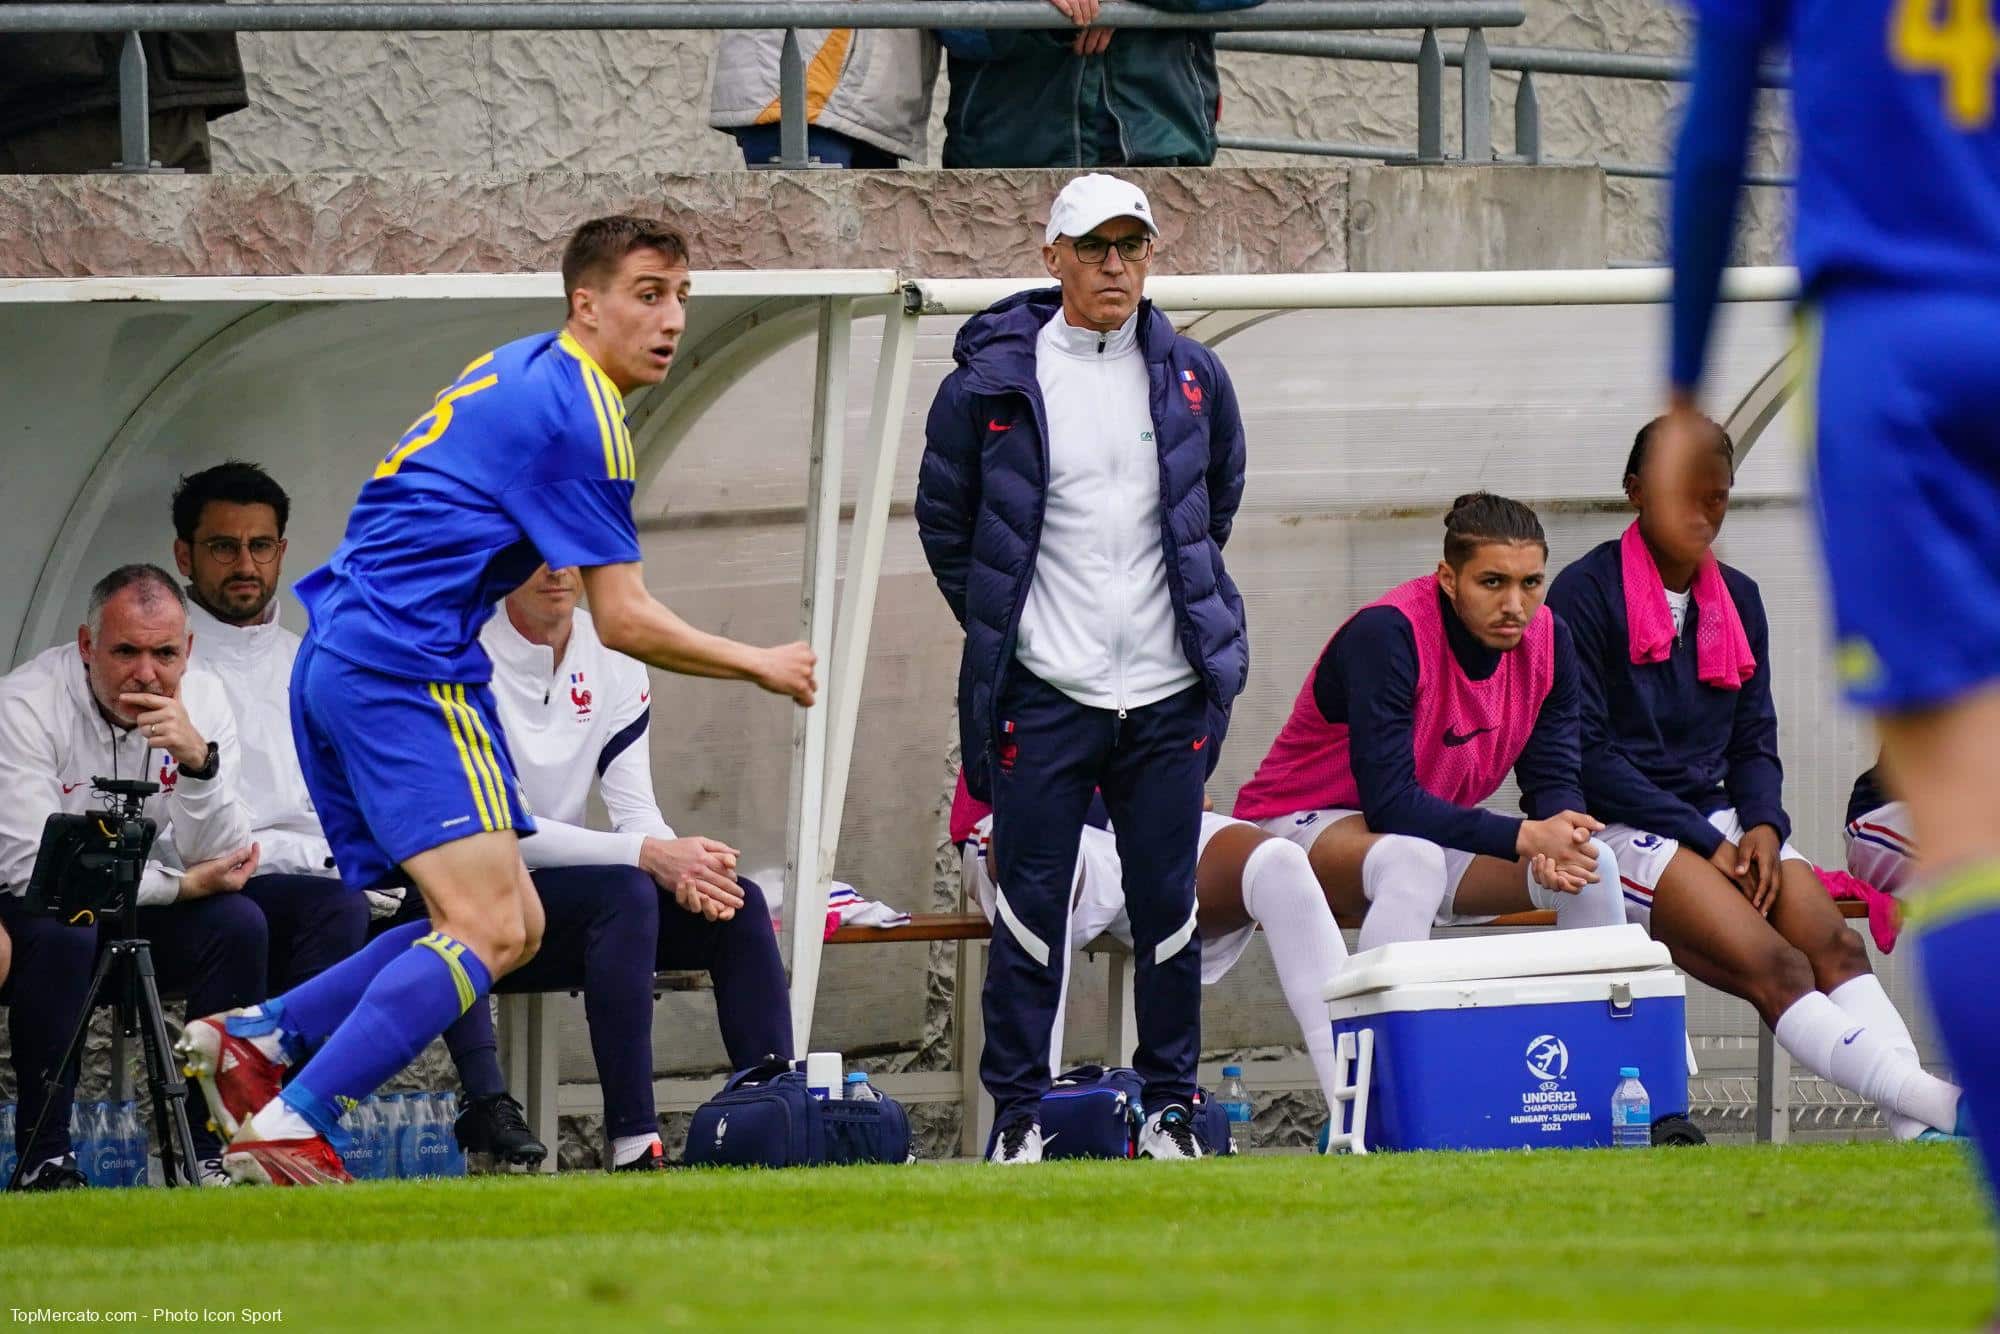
xmin=1322 ymin=924 xmax=1673 ymax=1002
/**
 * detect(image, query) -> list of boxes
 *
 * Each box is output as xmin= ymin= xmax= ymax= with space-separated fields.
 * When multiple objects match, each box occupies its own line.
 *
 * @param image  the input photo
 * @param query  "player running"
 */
xmin=174 ymin=216 xmax=816 ymax=1184
xmin=1548 ymin=418 xmax=1961 ymax=1140
xmin=1660 ymin=0 xmax=1992 ymax=1210
xmin=1232 ymin=492 xmax=1626 ymax=949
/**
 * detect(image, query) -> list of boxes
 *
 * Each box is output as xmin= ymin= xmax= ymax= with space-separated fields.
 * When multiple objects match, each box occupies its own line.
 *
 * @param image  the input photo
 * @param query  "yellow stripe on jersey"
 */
xmin=413 ymin=931 xmax=478 ymax=1014
xmin=428 ymin=682 xmax=495 ymax=833
xmin=451 ymin=684 xmax=512 ymax=830
xmin=587 ymin=363 xmax=637 ymax=481
xmin=559 ymin=330 xmax=634 ymax=481
xmin=376 ymin=371 xmax=501 ymax=479
xmin=1904 ymin=860 xmax=2000 ymax=931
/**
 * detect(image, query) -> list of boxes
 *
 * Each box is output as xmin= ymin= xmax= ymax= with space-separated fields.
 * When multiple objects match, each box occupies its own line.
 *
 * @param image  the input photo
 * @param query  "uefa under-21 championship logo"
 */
xmin=1525 ymin=1034 xmax=1569 ymax=1081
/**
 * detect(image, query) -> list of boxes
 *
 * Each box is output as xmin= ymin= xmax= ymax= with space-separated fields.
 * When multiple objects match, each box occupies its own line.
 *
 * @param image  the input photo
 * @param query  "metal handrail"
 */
xmin=0 ymin=0 xmax=1524 ymax=174
xmin=1216 ymin=30 xmax=1794 ymax=188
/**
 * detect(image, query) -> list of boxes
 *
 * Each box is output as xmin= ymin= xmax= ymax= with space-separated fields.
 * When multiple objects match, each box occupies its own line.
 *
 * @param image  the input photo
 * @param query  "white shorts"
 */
xmin=1251 ymin=808 xmax=1495 ymax=928
xmin=963 ymin=811 xmax=1257 ymax=985
xmin=1845 ymin=800 xmax=1916 ymax=896
xmin=1598 ymin=807 xmax=1810 ymax=932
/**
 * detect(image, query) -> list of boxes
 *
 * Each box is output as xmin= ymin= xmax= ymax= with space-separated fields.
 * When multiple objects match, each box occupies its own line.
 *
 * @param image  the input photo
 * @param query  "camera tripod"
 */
xmin=7 ymin=780 xmax=203 ymax=1190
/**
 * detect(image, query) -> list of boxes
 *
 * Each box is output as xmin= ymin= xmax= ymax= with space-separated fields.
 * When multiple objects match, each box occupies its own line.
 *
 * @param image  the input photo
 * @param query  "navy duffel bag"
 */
xmin=683 ymin=1060 xmax=912 ymax=1168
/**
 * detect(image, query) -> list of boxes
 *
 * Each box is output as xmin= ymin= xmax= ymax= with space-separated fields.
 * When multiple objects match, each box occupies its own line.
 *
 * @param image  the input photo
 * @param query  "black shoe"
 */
xmin=454 ymin=1093 xmax=548 ymax=1171
xmin=612 ymin=1140 xmax=668 ymax=1172
xmin=16 ymin=1156 xmax=88 ymax=1191
xmin=1650 ymin=1114 xmax=1708 ymax=1147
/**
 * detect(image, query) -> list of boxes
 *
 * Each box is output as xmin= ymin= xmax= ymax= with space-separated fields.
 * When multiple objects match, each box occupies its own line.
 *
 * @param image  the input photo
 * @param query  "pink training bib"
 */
xmin=1233 ymin=575 xmax=1555 ymax=821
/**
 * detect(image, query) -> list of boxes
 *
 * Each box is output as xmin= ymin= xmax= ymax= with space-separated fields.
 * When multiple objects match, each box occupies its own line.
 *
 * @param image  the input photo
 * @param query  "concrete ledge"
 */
xmin=0 ymin=164 xmax=1605 ymax=279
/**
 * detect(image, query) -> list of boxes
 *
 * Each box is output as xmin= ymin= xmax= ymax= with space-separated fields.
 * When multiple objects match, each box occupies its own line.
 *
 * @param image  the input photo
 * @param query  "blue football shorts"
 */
xmin=1809 ymin=287 xmax=2000 ymax=712
xmin=289 ymin=632 xmax=535 ymax=890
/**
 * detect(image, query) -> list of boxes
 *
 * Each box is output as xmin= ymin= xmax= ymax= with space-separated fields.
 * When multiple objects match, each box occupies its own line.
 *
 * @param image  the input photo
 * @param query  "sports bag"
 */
xmin=1035 ymin=1066 xmax=1238 ymax=1158
xmin=683 ymin=1060 xmax=912 ymax=1168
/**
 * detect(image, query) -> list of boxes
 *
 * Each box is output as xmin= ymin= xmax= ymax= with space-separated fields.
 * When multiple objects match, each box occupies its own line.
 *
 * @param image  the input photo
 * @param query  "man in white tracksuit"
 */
xmin=0 ymin=565 xmax=257 ymax=1188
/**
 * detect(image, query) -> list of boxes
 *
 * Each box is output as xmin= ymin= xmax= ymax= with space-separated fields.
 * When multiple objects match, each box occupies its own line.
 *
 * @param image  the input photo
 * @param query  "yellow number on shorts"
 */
xmin=1892 ymin=0 xmax=2000 ymax=130
xmin=375 ymin=353 xmax=500 ymax=479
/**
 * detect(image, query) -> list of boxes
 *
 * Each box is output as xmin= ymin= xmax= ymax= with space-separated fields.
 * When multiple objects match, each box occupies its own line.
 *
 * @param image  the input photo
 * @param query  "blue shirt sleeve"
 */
xmin=499 ymin=367 xmax=643 ymax=572
xmin=1721 ymin=575 xmax=1790 ymax=840
xmin=1323 ymin=608 xmax=1523 ymax=861
xmin=1546 ymin=560 xmax=1728 ymax=857
xmin=1512 ymin=617 xmax=1588 ymax=820
xmin=1669 ymin=1 xmax=1781 ymax=391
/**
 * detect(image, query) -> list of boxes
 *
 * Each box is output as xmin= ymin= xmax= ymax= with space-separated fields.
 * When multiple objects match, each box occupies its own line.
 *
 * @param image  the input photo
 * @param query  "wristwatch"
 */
xmin=180 ymin=741 xmax=221 ymax=782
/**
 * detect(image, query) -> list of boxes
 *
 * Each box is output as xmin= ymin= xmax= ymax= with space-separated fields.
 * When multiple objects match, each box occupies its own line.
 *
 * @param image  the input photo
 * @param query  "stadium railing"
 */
xmin=1214 ymin=31 xmax=1794 ymax=191
xmin=0 ymin=0 xmax=1524 ymax=174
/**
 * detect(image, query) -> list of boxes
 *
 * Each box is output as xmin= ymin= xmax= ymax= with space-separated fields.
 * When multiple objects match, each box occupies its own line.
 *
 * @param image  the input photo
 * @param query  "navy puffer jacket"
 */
xmin=916 ymin=288 xmax=1249 ymax=800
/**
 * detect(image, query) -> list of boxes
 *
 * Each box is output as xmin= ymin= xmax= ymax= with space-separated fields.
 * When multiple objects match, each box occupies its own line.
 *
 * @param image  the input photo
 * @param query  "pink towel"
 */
xmin=1620 ymin=521 xmax=1756 ymax=691
xmin=1815 ymin=867 xmax=1902 ymax=954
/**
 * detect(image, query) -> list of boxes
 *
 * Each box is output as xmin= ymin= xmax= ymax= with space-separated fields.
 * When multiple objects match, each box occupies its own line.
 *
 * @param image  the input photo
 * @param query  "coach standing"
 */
xmin=916 ymin=174 xmax=1249 ymax=1162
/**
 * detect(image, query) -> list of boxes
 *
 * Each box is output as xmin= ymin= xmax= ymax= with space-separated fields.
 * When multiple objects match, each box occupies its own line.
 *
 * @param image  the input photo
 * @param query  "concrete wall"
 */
xmin=201 ymin=2 xmax=1792 ymax=264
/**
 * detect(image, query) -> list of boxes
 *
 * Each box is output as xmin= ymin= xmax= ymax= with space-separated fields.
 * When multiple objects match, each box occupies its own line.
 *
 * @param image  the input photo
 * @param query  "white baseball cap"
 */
xmin=1044 ymin=173 xmax=1158 ymax=245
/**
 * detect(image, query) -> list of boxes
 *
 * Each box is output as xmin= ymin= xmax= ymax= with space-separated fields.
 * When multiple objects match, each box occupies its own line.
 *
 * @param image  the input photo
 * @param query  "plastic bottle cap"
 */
xmin=1619 ymin=1066 xmax=1640 ymax=1078
xmin=845 ymin=1072 xmax=869 ymax=1083
xmin=1222 ymin=1065 xmax=1242 ymax=1077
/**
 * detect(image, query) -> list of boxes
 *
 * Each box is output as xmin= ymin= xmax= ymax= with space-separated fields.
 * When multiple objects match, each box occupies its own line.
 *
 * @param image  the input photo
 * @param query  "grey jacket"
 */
xmin=708 ymin=28 xmax=941 ymax=162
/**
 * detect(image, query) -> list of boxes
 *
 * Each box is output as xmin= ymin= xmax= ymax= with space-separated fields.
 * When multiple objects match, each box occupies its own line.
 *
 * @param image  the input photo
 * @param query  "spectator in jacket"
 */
xmin=0 ymin=18 xmax=246 ymax=172
xmin=709 ymin=28 xmax=939 ymax=167
xmin=937 ymin=0 xmax=1260 ymax=168
xmin=916 ymin=173 xmax=1249 ymax=1163
xmin=0 ymin=565 xmax=260 ymax=1188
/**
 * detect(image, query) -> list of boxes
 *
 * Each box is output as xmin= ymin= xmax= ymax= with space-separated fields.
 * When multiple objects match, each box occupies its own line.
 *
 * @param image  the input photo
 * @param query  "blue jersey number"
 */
xmin=1892 ymin=0 xmax=2000 ymax=129
xmin=377 ymin=353 xmax=501 ymax=479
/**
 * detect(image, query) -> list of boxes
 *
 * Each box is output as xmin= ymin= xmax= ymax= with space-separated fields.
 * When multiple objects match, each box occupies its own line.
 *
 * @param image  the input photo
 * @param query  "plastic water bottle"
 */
xmin=379 ymin=1093 xmax=409 ymax=1179
xmin=1611 ymin=1066 xmax=1652 ymax=1148
xmin=397 ymin=1093 xmax=433 ymax=1178
xmin=343 ymin=1098 xmax=381 ymax=1181
xmin=434 ymin=1093 xmax=467 ymax=1178
xmin=844 ymin=1072 xmax=880 ymax=1103
xmin=118 ymin=1101 xmax=148 ymax=1187
xmin=414 ymin=1094 xmax=457 ymax=1179
xmin=0 ymin=1103 xmax=17 ymax=1187
xmin=1218 ymin=1066 xmax=1254 ymax=1127
xmin=69 ymin=1103 xmax=97 ymax=1184
xmin=87 ymin=1103 xmax=125 ymax=1188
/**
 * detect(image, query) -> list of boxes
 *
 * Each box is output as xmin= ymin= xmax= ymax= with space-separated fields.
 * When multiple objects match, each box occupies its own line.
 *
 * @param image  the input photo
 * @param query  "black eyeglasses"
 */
xmin=196 ymin=536 xmax=283 ymax=565
xmin=1064 ymin=234 xmax=1153 ymax=265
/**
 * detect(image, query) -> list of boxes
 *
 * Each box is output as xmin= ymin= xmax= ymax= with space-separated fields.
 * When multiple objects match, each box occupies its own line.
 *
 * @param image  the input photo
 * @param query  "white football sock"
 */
xmin=248 ymin=1098 xmax=318 ymax=1143
xmin=612 ymin=1132 xmax=662 ymax=1167
xmin=1827 ymin=974 xmax=1960 ymax=1138
xmin=1358 ymin=835 xmax=1449 ymax=952
xmin=1524 ymin=842 xmax=1629 ymax=930
xmin=1238 ymin=837 xmax=1350 ymax=1112
xmin=1773 ymin=990 xmax=1961 ymax=1136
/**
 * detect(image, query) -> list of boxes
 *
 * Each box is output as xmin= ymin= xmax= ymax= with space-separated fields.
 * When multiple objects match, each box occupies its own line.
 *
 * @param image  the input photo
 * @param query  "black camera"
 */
xmin=24 ymin=777 xmax=159 ymax=927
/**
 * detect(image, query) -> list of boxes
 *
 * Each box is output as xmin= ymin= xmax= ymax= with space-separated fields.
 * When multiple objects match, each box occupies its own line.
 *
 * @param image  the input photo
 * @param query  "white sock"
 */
xmin=1773 ymin=991 xmax=1961 ymax=1136
xmin=1827 ymin=974 xmax=1960 ymax=1138
xmin=1524 ymin=842 xmax=1629 ymax=930
xmin=1358 ymin=835 xmax=1449 ymax=952
xmin=248 ymin=1098 xmax=317 ymax=1143
xmin=612 ymin=1132 xmax=662 ymax=1167
xmin=1239 ymin=837 xmax=1350 ymax=1113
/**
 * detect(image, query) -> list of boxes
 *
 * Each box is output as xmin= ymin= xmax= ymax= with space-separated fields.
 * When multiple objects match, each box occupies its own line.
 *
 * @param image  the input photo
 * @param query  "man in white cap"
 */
xmin=916 ymin=173 xmax=1250 ymax=1162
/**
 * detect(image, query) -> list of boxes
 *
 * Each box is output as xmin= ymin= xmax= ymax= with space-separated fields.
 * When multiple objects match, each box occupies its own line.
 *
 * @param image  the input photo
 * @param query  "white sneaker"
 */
xmin=196 ymin=1156 xmax=234 ymax=1187
xmin=987 ymin=1120 xmax=1044 ymax=1165
xmin=1138 ymin=1105 xmax=1204 ymax=1161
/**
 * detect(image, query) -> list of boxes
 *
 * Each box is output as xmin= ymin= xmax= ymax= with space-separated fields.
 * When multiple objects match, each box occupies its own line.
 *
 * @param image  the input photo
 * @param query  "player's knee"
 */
xmin=1815 ymin=920 xmax=1872 ymax=978
xmin=1242 ymin=837 xmax=1313 ymax=911
xmin=734 ymin=875 xmax=772 ymax=923
xmin=1364 ymin=835 xmax=1450 ymax=911
xmin=600 ymin=866 xmax=657 ymax=925
xmin=1748 ymin=940 xmax=1818 ymax=1018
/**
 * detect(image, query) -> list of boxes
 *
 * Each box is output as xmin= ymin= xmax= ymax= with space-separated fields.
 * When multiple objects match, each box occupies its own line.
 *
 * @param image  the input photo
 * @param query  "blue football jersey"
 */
xmin=295 ymin=329 xmax=643 ymax=683
xmin=1698 ymin=0 xmax=2000 ymax=297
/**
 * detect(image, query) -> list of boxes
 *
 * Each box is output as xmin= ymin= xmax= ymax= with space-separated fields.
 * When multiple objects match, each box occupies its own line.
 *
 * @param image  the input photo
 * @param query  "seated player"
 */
xmin=953 ymin=774 xmax=1347 ymax=1152
xmin=1844 ymin=761 xmax=1915 ymax=896
xmin=1548 ymin=417 xmax=1962 ymax=1140
xmin=1233 ymin=493 xmax=1624 ymax=951
xmin=419 ymin=564 xmax=792 ymax=1172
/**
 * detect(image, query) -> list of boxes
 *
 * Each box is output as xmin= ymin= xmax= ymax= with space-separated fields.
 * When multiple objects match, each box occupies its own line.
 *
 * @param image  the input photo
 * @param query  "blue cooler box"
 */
xmin=1324 ymin=925 xmax=1687 ymax=1152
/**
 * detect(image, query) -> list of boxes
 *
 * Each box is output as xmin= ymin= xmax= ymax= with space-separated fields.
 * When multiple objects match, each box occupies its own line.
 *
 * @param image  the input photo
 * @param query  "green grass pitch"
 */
xmin=2 ymin=1143 xmax=1992 ymax=1331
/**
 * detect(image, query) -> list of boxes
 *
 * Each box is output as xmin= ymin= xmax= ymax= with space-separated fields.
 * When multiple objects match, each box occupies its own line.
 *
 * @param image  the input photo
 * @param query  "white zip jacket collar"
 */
xmin=0 ymin=642 xmax=252 ymax=904
xmin=1016 ymin=308 xmax=1198 ymax=712
xmin=185 ymin=597 xmax=336 ymax=878
xmin=480 ymin=606 xmax=673 ymax=870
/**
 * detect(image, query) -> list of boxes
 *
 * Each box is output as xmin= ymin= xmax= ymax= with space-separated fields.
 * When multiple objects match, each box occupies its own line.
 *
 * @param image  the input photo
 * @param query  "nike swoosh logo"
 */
xmin=988 ymin=419 xmax=1013 ymax=432
xmin=61 ymin=782 xmax=83 ymax=794
xmin=1841 ymin=1029 xmax=1862 ymax=1046
xmin=1192 ymin=737 xmax=1207 ymax=751
xmin=1442 ymin=727 xmax=1496 ymax=748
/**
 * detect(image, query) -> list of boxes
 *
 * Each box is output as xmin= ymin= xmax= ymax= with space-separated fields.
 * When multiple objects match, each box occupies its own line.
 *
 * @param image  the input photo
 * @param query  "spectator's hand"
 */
xmin=119 ymin=691 xmax=209 ymax=772
xmin=1736 ymin=824 xmax=1784 ymax=916
xmin=757 ymin=642 xmax=818 ymax=707
xmin=179 ymin=843 xmax=260 ymax=900
xmin=1045 ymin=0 xmax=1100 ymax=24
xmin=364 ymin=886 xmax=407 ymax=920
xmin=1072 ymin=26 xmax=1113 ymax=55
xmin=1517 ymin=812 xmax=1604 ymax=892
xmin=642 ymin=835 xmax=745 ymax=921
